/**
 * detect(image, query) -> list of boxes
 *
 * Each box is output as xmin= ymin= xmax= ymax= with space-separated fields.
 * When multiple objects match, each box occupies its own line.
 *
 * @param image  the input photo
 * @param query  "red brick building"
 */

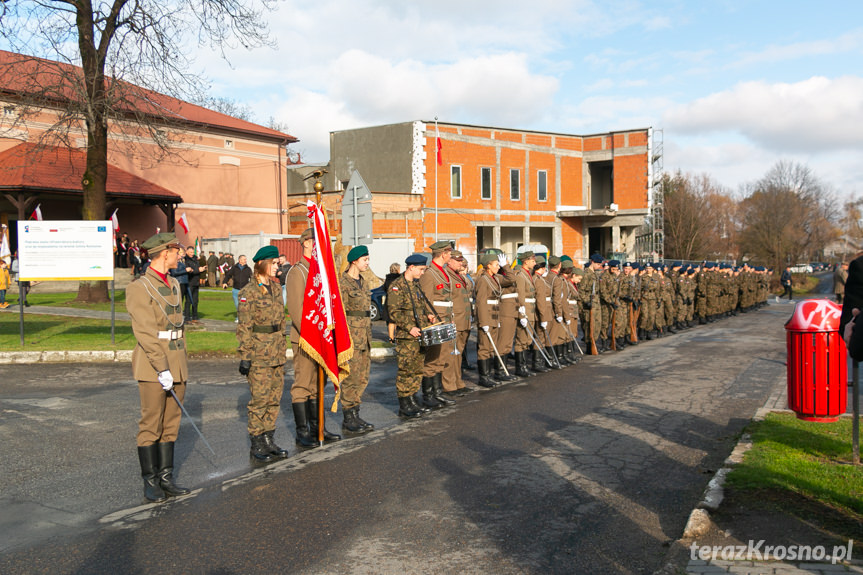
xmin=288 ymin=121 xmax=653 ymax=268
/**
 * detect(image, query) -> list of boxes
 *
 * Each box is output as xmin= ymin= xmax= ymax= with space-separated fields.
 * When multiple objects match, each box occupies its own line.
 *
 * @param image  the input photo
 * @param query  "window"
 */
xmin=510 ymin=169 xmax=520 ymax=201
xmin=451 ymin=166 xmax=462 ymax=199
xmin=537 ymin=170 xmax=547 ymax=202
xmin=224 ymin=139 xmax=234 ymax=149
xmin=481 ymin=167 xmax=492 ymax=200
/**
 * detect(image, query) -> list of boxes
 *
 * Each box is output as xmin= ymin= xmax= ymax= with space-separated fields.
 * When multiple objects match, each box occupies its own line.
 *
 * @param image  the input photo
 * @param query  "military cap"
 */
xmin=631 ymin=262 xmax=641 ymax=270
xmin=571 ymin=267 xmax=585 ymax=277
xmin=451 ymin=249 xmax=465 ymax=260
xmin=590 ymin=253 xmax=604 ymax=263
xmin=405 ymin=253 xmax=427 ymax=266
xmin=687 ymin=267 xmax=696 ymax=275
xmin=608 ymin=259 xmax=620 ymax=268
xmin=548 ymin=255 xmax=561 ymax=266
xmin=253 ymin=245 xmax=279 ymax=262
xmin=535 ymin=254 xmax=546 ymax=264
xmin=519 ymin=250 xmax=535 ymax=260
xmin=142 ymin=232 xmax=180 ymax=255
xmin=644 ymin=261 xmax=654 ymax=269
xmin=672 ymin=261 xmax=682 ymax=267
xmin=479 ymin=253 xmax=497 ymax=266
xmin=561 ymin=259 xmax=574 ymax=270
xmin=623 ymin=261 xmax=632 ymax=268
xmin=560 ymin=255 xmax=572 ymax=263
xmin=299 ymin=228 xmax=314 ymax=243
xmin=704 ymin=262 xmax=715 ymax=269
xmin=347 ymin=245 xmax=369 ymax=262
xmin=430 ymin=240 xmax=453 ymax=253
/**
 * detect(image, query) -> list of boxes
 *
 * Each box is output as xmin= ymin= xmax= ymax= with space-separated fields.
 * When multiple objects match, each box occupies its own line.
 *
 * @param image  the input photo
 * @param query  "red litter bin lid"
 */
xmin=784 ymin=299 xmax=842 ymax=332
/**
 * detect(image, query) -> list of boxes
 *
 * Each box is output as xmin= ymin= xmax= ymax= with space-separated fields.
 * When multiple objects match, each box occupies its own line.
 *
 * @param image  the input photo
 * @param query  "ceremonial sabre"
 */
xmin=484 ymin=329 xmax=511 ymax=376
xmin=541 ymin=326 xmax=562 ymax=368
xmin=523 ymin=322 xmax=553 ymax=366
xmin=562 ymin=322 xmax=584 ymax=355
xmin=170 ymin=389 xmax=216 ymax=455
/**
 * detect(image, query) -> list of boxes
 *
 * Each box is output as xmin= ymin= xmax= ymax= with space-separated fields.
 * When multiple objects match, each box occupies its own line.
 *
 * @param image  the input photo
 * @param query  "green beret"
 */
xmin=560 ymin=255 xmax=572 ymax=263
xmin=430 ymin=240 xmax=453 ymax=252
xmin=253 ymin=245 xmax=279 ymax=262
xmin=548 ymin=255 xmax=561 ymax=266
xmin=298 ymin=228 xmax=314 ymax=243
xmin=480 ymin=253 xmax=497 ymax=266
xmin=142 ymin=232 xmax=179 ymax=255
xmin=347 ymin=245 xmax=369 ymax=262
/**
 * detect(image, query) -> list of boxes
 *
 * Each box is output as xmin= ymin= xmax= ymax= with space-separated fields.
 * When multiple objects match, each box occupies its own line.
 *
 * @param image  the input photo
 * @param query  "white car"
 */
xmin=789 ymin=264 xmax=813 ymax=273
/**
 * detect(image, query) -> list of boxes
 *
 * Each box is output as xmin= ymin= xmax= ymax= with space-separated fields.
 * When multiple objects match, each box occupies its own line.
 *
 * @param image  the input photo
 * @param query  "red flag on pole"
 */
xmin=30 ymin=204 xmax=43 ymax=221
xmin=177 ymin=212 xmax=189 ymax=234
xmin=436 ymin=127 xmax=443 ymax=166
xmin=298 ymin=201 xmax=353 ymax=410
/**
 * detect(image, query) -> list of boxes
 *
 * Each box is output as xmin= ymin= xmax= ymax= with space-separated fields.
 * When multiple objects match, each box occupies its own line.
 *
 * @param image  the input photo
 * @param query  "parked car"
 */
xmin=790 ymin=263 xmax=813 ymax=274
xmin=370 ymin=284 xmax=386 ymax=321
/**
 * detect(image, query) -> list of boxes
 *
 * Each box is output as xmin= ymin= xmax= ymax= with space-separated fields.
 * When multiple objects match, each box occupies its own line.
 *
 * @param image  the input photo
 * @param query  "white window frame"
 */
xmin=451 ymin=165 xmax=462 ymax=199
xmin=537 ymin=170 xmax=548 ymax=202
xmin=481 ymin=167 xmax=492 ymax=200
xmin=510 ymin=168 xmax=520 ymax=201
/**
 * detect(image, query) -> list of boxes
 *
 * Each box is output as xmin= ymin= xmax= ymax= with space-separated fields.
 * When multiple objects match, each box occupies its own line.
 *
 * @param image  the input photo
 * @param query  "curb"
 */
xmin=0 ymin=347 xmax=396 ymax=364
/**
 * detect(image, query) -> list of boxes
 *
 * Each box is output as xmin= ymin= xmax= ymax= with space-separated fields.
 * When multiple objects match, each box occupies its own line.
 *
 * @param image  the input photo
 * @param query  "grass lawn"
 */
xmin=0 ymin=312 xmax=239 ymax=355
xmin=4 ymin=288 xmax=241 ymax=322
xmin=726 ymin=412 xmax=863 ymax=517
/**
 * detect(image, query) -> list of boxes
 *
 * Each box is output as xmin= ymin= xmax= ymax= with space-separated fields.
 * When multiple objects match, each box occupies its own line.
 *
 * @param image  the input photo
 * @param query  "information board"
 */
xmin=18 ymin=220 xmax=114 ymax=281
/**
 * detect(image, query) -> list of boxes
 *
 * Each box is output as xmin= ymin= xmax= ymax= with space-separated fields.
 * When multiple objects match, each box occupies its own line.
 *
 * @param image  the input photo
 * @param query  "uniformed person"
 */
xmin=534 ymin=255 xmax=560 ymax=367
xmin=419 ymin=240 xmax=457 ymax=409
xmin=639 ymin=262 xmax=660 ymax=339
xmin=237 ymin=245 xmax=288 ymax=463
xmin=559 ymin=260 xmax=581 ymax=364
xmin=495 ymin=253 xmax=519 ymax=382
xmin=548 ymin=256 xmax=574 ymax=364
xmin=339 ymin=245 xmax=375 ymax=436
xmin=285 ymin=228 xmax=340 ymax=449
xmin=514 ymin=251 xmax=542 ymax=376
xmin=388 ymin=253 xmax=438 ymax=417
xmin=579 ymin=254 xmax=604 ymax=354
xmin=126 ymin=232 xmax=190 ymax=503
xmin=475 ymin=253 xmax=505 ymax=387
xmin=442 ymin=250 xmax=473 ymax=396
xmin=619 ymin=262 xmax=640 ymax=345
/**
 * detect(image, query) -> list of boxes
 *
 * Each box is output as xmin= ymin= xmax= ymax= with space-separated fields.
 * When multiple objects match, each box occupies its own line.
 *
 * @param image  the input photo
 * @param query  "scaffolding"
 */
xmin=635 ymin=128 xmax=663 ymax=262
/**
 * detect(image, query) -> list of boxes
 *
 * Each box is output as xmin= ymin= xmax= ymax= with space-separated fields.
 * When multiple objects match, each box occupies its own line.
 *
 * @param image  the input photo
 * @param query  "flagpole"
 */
xmin=314 ymin=177 xmax=325 ymax=447
xmin=434 ymin=117 xmax=438 ymax=242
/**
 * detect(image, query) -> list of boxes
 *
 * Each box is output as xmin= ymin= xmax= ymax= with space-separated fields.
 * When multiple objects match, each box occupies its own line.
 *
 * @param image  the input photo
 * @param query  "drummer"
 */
xmin=418 ymin=240 xmax=456 ymax=410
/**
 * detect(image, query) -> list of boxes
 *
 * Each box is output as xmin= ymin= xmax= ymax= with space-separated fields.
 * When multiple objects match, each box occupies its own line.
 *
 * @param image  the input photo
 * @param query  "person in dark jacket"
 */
xmin=780 ymin=266 xmax=793 ymax=300
xmin=169 ymin=253 xmax=190 ymax=319
xmin=382 ymin=262 xmax=401 ymax=341
xmin=223 ymin=255 xmax=253 ymax=322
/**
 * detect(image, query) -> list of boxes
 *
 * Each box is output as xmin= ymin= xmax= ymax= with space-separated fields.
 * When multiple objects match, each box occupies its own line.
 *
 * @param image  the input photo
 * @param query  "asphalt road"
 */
xmin=0 ymin=300 xmax=794 ymax=574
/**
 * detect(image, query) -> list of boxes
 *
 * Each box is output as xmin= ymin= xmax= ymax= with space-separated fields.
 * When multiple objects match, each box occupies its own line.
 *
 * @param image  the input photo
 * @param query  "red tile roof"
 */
xmin=0 ymin=142 xmax=182 ymax=202
xmin=0 ymin=50 xmax=297 ymax=144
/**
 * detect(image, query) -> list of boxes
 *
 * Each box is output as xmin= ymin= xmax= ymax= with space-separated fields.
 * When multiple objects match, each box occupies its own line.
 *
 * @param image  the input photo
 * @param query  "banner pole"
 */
xmin=18 ymin=280 xmax=24 ymax=345
xmin=111 ymin=279 xmax=116 ymax=344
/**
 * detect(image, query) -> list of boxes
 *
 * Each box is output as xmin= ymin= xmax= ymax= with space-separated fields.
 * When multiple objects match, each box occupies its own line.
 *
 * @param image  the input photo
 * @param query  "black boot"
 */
xmin=156 ymin=442 xmax=190 ymax=496
xmin=569 ymin=341 xmax=583 ymax=362
xmin=616 ymin=337 xmax=626 ymax=350
xmin=532 ymin=349 xmax=551 ymax=373
xmin=342 ymin=406 xmax=369 ymax=436
xmin=558 ymin=344 xmax=574 ymax=365
xmin=432 ymin=373 xmax=455 ymax=406
xmin=262 ymin=431 xmax=289 ymax=459
xmin=421 ymin=376 xmax=445 ymax=409
xmin=308 ymin=399 xmax=341 ymax=443
xmin=410 ymin=393 xmax=432 ymax=414
xmin=546 ymin=347 xmax=562 ymax=368
xmin=461 ymin=353 xmax=475 ymax=371
xmin=398 ymin=396 xmax=422 ymax=419
xmin=514 ymin=350 xmax=531 ymax=377
xmin=292 ymin=401 xmax=319 ymax=449
xmin=495 ymin=358 xmax=519 ymax=381
xmin=249 ymin=433 xmax=276 ymax=463
xmin=476 ymin=358 xmax=498 ymax=388
xmin=137 ymin=444 xmax=167 ymax=503
xmin=667 ymin=324 xmax=678 ymax=334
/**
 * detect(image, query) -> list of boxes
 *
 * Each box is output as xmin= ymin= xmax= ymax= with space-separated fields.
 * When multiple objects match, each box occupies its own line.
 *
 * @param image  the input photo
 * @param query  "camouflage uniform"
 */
xmin=387 ymin=273 xmax=433 ymax=397
xmin=639 ymin=270 xmax=660 ymax=334
xmin=599 ymin=268 xmax=616 ymax=341
xmin=618 ymin=269 xmax=638 ymax=341
xmin=659 ymin=273 xmax=675 ymax=332
xmin=237 ymin=281 xmax=287 ymax=436
xmin=579 ymin=266 xmax=602 ymax=350
xmin=339 ymin=271 xmax=371 ymax=410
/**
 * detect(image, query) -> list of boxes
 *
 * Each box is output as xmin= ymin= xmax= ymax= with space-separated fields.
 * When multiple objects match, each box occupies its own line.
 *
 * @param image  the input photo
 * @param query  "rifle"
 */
xmin=588 ymin=303 xmax=599 ymax=355
xmin=628 ymin=301 xmax=639 ymax=343
xmin=609 ymin=304 xmax=617 ymax=351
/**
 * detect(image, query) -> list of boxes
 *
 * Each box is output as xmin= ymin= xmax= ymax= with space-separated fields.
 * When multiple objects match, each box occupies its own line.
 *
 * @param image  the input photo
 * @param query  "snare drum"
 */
xmin=420 ymin=322 xmax=457 ymax=346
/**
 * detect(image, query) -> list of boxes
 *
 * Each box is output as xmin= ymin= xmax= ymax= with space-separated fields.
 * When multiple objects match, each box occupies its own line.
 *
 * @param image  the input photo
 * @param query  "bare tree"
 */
xmin=661 ymin=171 xmax=733 ymax=261
xmin=198 ymin=96 xmax=256 ymax=122
xmin=0 ymin=0 xmax=275 ymax=301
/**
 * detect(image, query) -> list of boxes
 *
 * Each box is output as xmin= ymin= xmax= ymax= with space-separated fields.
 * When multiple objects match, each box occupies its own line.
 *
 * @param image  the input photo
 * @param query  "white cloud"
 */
xmin=664 ymin=76 xmax=863 ymax=153
xmin=731 ymin=28 xmax=863 ymax=68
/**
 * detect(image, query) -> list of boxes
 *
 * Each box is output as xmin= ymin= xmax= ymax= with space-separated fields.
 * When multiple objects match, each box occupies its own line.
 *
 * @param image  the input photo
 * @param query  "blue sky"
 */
xmin=32 ymin=0 xmax=863 ymax=197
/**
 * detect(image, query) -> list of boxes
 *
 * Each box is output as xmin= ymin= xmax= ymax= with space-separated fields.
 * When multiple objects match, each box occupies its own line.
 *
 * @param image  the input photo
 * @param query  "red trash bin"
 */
xmin=785 ymin=299 xmax=847 ymax=422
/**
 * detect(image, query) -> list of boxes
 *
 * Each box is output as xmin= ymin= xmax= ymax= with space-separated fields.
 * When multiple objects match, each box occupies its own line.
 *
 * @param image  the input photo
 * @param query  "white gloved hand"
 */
xmin=566 ymin=319 xmax=571 ymax=325
xmin=482 ymin=325 xmax=490 ymax=333
xmin=497 ymin=254 xmax=507 ymax=268
xmin=556 ymin=316 xmax=563 ymax=323
xmin=158 ymin=370 xmax=174 ymax=391
xmin=519 ymin=318 xmax=528 ymax=328
xmin=540 ymin=321 xmax=548 ymax=330
xmin=518 ymin=306 xmax=526 ymax=315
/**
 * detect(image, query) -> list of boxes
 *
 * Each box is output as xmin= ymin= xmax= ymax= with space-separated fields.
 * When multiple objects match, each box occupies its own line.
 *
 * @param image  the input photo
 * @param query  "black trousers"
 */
xmin=783 ymin=284 xmax=793 ymax=300
xmin=184 ymin=284 xmax=199 ymax=319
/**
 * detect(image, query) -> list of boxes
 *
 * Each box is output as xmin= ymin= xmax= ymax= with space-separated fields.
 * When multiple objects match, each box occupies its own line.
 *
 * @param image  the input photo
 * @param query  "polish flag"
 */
xmin=110 ymin=209 xmax=120 ymax=232
xmin=30 ymin=204 xmax=43 ymax=221
xmin=177 ymin=212 xmax=189 ymax=234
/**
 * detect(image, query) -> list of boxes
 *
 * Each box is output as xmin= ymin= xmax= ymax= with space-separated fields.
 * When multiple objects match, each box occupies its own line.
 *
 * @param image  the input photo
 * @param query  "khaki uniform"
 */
xmin=534 ymin=272 xmax=554 ymax=348
xmin=497 ymin=266 xmax=518 ymax=356
xmin=237 ymin=281 xmax=287 ymax=436
xmin=514 ymin=267 xmax=537 ymax=353
xmin=549 ymin=271 xmax=568 ymax=345
xmin=387 ymin=274 xmax=433 ymax=397
xmin=562 ymin=277 xmax=579 ymax=343
xmin=475 ymin=273 xmax=502 ymax=361
xmin=126 ymin=267 xmax=189 ymax=447
xmin=339 ymin=272 xmax=372 ymax=410
xmin=285 ymin=258 xmax=317 ymax=403
xmin=420 ymin=262 xmax=455 ymax=378
xmin=443 ymin=269 xmax=472 ymax=392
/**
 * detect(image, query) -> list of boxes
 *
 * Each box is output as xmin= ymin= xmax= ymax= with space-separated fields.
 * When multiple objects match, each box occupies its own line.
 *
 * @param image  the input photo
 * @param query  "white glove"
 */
xmin=556 ymin=316 xmax=563 ymax=323
xmin=519 ymin=318 xmax=528 ymax=328
xmin=158 ymin=370 xmax=174 ymax=391
xmin=518 ymin=306 xmax=526 ymax=315
xmin=540 ymin=321 xmax=548 ymax=330
xmin=566 ymin=319 xmax=571 ymax=325
xmin=497 ymin=254 xmax=507 ymax=268
xmin=482 ymin=325 xmax=490 ymax=333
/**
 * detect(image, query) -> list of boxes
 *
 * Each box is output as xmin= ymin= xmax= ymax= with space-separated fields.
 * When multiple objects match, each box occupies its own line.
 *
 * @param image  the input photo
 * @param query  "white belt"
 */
xmin=545 ymin=297 xmax=551 ymax=302
xmin=486 ymin=299 xmax=499 ymax=305
xmin=158 ymin=329 xmax=184 ymax=340
xmin=501 ymin=293 xmax=518 ymax=299
xmin=470 ymin=298 xmax=474 ymax=303
xmin=568 ymin=299 xmax=577 ymax=305
xmin=525 ymin=298 xmax=536 ymax=303
xmin=433 ymin=301 xmax=453 ymax=307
